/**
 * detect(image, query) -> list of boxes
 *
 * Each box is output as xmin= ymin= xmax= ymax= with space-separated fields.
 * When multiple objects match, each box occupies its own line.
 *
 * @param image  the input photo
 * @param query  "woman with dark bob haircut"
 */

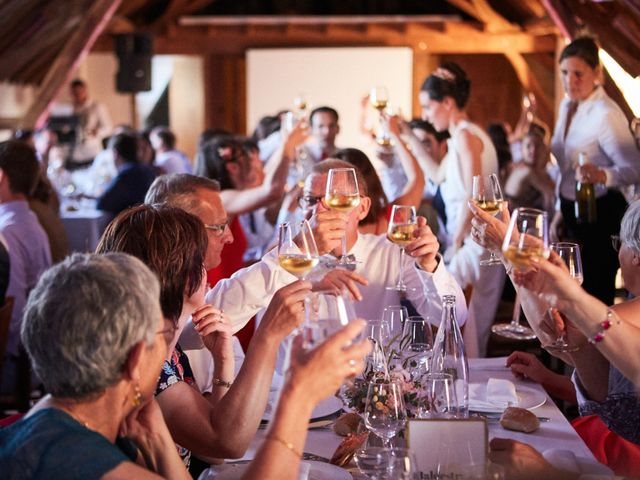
xmin=96 ymin=204 xmax=236 ymax=468
xmin=0 ymin=253 xmax=190 ymax=479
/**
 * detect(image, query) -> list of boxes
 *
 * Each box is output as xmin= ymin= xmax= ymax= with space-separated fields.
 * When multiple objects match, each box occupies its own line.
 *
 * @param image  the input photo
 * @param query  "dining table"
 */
xmin=60 ymin=200 xmax=110 ymax=253
xmin=200 ymin=356 xmax=613 ymax=479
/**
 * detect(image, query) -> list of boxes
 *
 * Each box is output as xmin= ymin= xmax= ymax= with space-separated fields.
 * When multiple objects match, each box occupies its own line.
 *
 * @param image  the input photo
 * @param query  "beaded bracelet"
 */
xmin=588 ymin=309 xmax=620 ymax=344
xmin=212 ymin=378 xmax=232 ymax=388
xmin=266 ymin=435 xmax=302 ymax=458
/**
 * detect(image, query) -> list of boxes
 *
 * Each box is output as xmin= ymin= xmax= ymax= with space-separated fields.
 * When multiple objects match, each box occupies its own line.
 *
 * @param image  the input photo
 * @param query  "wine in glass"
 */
xmin=370 ymin=86 xmax=391 ymax=147
xmin=386 ymin=205 xmax=418 ymax=291
xmin=472 ymin=174 xmax=504 ymax=266
xmin=293 ymin=93 xmax=308 ymax=114
xmin=545 ymin=242 xmax=583 ymax=353
xmin=364 ymin=381 xmax=407 ymax=447
xmin=493 ymin=208 xmax=549 ymax=340
xmin=278 ymin=220 xmax=319 ymax=280
xmin=324 ymin=168 xmax=360 ymax=266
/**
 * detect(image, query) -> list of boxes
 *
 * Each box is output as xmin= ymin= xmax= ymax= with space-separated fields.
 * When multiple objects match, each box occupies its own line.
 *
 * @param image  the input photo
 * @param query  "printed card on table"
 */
xmin=406 ymin=419 xmax=488 ymax=479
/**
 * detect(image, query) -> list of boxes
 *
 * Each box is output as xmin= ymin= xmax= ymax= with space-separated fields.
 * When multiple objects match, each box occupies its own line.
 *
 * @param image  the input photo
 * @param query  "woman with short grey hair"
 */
xmin=0 ymin=253 xmax=190 ymax=480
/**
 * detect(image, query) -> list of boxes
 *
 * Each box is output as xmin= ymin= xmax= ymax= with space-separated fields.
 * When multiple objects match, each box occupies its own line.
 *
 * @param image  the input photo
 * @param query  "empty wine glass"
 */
xmin=493 ymin=208 xmax=549 ymax=340
xmin=381 ymin=305 xmax=408 ymax=366
xmin=278 ymin=219 xmax=319 ymax=280
xmin=324 ymin=168 xmax=361 ymax=266
xmin=386 ymin=205 xmax=418 ymax=291
xmin=545 ymin=242 xmax=583 ymax=353
xmin=471 ymin=174 xmax=504 ymax=266
xmin=364 ymin=381 xmax=407 ymax=447
xmin=365 ymin=319 xmax=392 ymax=372
xmin=399 ymin=316 xmax=433 ymax=375
xmin=354 ymin=446 xmax=391 ymax=480
xmin=302 ymin=289 xmax=355 ymax=351
xmin=388 ymin=447 xmax=418 ymax=480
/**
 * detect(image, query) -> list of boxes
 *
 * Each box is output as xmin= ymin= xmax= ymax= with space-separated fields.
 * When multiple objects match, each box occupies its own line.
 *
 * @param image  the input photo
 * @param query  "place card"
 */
xmin=406 ymin=418 xmax=488 ymax=478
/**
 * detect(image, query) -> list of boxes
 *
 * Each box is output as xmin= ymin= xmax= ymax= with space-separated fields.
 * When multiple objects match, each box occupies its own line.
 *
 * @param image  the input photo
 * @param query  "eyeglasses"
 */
xmin=204 ymin=221 xmax=230 ymax=236
xmin=298 ymin=195 xmax=324 ymax=208
xmin=611 ymin=235 xmax=621 ymax=252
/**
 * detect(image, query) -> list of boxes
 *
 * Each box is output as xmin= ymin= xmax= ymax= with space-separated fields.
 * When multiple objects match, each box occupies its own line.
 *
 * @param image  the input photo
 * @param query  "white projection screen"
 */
xmin=246 ymin=47 xmax=414 ymax=152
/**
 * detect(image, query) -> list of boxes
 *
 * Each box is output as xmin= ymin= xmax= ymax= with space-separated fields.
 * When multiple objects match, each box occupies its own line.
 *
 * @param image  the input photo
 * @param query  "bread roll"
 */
xmin=333 ymin=412 xmax=361 ymax=436
xmin=500 ymin=406 xmax=540 ymax=433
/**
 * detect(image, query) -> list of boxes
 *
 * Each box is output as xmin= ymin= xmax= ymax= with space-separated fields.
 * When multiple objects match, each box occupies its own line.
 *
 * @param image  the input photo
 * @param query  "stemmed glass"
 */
xmin=399 ymin=316 xmax=433 ymax=375
xmin=324 ymin=168 xmax=361 ymax=267
xmin=354 ymin=447 xmax=391 ymax=480
xmin=386 ymin=205 xmax=418 ymax=291
xmin=544 ymin=242 xmax=583 ymax=353
xmin=293 ymin=93 xmax=308 ymax=117
xmin=370 ymin=86 xmax=390 ymax=146
xmin=472 ymin=174 xmax=504 ymax=266
xmin=302 ymin=289 xmax=355 ymax=351
xmin=381 ymin=305 xmax=408 ymax=366
xmin=364 ymin=381 xmax=407 ymax=447
xmin=278 ymin=219 xmax=319 ymax=280
xmin=492 ymin=208 xmax=549 ymax=340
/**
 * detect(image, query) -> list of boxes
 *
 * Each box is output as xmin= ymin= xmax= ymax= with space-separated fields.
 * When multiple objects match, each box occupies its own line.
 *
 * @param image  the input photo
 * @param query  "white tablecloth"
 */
xmin=60 ymin=207 xmax=109 ymax=253
xmin=203 ymin=357 xmax=612 ymax=478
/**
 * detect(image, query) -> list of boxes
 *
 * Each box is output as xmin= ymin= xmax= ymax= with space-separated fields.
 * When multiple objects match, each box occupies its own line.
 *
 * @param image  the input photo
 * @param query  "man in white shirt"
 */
xmin=69 ymin=79 xmax=112 ymax=166
xmin=295 ymin=106 xmax=341 ymax=177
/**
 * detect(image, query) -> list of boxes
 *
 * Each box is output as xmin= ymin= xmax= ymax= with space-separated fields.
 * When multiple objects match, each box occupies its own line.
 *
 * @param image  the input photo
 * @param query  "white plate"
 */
xmin=262 ymin=395 xmax=342 ymax=422
xmin=469 ymin=384 xmax=546 ymax=413
xmin=215 ymin=460 xmax=352 ymax=480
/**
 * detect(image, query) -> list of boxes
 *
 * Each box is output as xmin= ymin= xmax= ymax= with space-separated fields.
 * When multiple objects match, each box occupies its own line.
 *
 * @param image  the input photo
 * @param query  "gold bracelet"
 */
xmin=266 ymin=435 xmax=302 ymax=458
xmin=212 ymin=378 xmax=232 ymax=388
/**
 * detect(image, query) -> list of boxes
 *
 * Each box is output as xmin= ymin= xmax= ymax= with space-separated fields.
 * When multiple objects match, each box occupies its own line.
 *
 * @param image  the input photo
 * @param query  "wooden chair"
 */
xmin=0 ymin=297 xmax=32 ymax=412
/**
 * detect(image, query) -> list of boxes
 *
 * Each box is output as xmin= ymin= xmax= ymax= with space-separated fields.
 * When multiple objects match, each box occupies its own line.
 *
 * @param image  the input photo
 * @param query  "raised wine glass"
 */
xmin=370 ymin=86 xmax=391 ymax=146
xmin=386 ymin=205 xmax=418 ymax=291
xmin=302 ymin=289 xmax=355 ymax=351
xmin=471 ymin=174 xmax=504 ymax=266
xmin=324 ymin=168 xmax=360 ymax=267
xmin=364 ymin=381 xmax=407 ymax=448
xmin=492 ymin=207 xmax=549 ymax=340
xmin=278 ymin=219 xmax=319 ymax=280
xmin=545 ymin=242 xmax=583 ymax=353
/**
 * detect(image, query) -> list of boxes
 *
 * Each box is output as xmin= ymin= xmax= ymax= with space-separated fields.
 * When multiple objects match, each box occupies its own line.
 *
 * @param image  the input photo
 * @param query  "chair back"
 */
xmin=0 ymin=297 xmax=15 ymax=379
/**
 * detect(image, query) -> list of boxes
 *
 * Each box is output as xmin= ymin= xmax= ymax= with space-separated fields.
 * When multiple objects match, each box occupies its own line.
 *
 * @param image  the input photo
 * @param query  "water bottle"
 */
xmin=430 ymin=295 xmax=469 ymax=418
xmin=575 ymin=152 xmax=597 ymax=224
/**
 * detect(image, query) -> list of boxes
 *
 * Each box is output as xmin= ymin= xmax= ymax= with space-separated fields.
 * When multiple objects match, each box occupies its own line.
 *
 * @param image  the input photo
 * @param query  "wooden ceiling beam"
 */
xmin=540 ymin=0 xmax=578 ymax=39
xmin=21 ymin=0 xmax=122 ymax=129
xmin=445 ymin=0 xmax=519 ymax=32
xmin=503 ymin=50 xmax=554 ymax=123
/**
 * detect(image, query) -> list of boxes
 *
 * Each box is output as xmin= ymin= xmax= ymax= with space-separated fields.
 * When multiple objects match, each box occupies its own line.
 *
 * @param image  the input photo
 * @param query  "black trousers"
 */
xmin=560 ymin=190 xmax=628 ymax=305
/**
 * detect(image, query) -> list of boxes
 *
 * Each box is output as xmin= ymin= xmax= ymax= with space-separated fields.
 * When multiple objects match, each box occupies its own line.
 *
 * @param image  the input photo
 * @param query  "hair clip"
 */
xmin=432 ymin=67 xmax=456 ymax=82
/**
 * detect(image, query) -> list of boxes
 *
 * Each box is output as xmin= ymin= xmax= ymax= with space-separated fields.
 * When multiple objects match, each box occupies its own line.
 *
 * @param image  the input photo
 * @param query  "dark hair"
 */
xmin=310 ymin=106 xmax=339 ymax=126
xmin=487 ymin=123 xmax=512 ymax=172
xmin=408 ymin=118 xmax=450 ymax=143
xmin=196 ymin=137 xmax=246 ymax=190
xmin=96 ymin=204 xmax=207 ymax=325
xmin=70 ymin=78 xmax=86 ymax=89
xmin=108 ymin=132 xmax=139 ymax=164
xmin=526 ymin=121 xmax=550 ymax=144
xmin=153 ymin=127 xmax=176 ymax=150
xmin=252 ymin=115 xmax=281 ymax=142
xmin=420 ymin=62 xmax=471 ymax=109
xmin=334 ymin=148 xmax=384 ymax=225
xmin=0 ymin=140 xmax=40 ymax=195
xmin=560 ymin=37 xmax=599 ymax=69
xmin=239 ymin=137 xmax=259 ymax=154
xmin=311 ymin=158 xmax=368 ymax=198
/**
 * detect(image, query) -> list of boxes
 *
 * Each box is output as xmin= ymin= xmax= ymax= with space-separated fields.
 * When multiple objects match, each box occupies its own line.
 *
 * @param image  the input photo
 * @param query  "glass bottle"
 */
xmin=430 ymin=295 xmax=469 ymax=418
xmin=575 ymin=152 xmax=597 ymax=224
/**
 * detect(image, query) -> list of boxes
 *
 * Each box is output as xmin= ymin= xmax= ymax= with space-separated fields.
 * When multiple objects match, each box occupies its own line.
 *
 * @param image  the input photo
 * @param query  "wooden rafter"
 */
xmin=503 ymin=50 xmax=553 ymax=122
xmin=445 ymin=0 xmax=518 ymax=31
xmin=21 ymin=0 xmax=122 ymax=129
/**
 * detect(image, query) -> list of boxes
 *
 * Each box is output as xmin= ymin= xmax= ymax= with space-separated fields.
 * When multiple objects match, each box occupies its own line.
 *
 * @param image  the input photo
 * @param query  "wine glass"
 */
xmin=399 ymin=316 xmax=433 ymax=375
xmin=386 ymin=205 xmax=418 ymax=291
xmin=424 ymin=373 xmax=457 ymax=419
xmin=278 ymin=220 xmax=319 ymax=280
xmin=293 ymin=93 xmax=308 ymax=115
xmin=492 ymin=207 xmax=549 ymax=340
xmin=471 ymin=174 xmax=504 ymax=266
xmin=370 ymin=86 xmax=391 ymax=146
xmin=302 ymin=289 xmax=355 ymax=351
xmin=388 ymin=447 xmax=418 ymax=480
xmin=364 ymin=381 xmax=407 ymax=447
xmin=324 ymin=168 xmax=361 ymax=266
xmin=545 ymin=242 xmax=582 ymax=353
xmin=354 ymin=447 xmax=391 ymax=480
xmin=381 ymin=305 xmax=408 ymax=366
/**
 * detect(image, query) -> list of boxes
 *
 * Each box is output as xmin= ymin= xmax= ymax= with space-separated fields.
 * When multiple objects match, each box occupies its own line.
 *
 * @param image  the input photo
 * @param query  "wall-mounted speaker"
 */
xmin=115 ymin=33 xmax=153 ymax=93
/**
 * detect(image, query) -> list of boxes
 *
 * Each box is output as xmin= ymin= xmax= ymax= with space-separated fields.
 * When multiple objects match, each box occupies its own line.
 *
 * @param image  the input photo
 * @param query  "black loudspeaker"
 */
xmin=115 ymin=33 xmax=153 ymax=92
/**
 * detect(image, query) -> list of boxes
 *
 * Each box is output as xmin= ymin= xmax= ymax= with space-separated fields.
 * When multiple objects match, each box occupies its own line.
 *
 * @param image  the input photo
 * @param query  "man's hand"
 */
xmin=406 ymin=216 xmax=439 ymax=273
xmin=313 ymin=269 xmax=368 ymax=301
xmin=310 ymin=210 xmax=348 ymax=255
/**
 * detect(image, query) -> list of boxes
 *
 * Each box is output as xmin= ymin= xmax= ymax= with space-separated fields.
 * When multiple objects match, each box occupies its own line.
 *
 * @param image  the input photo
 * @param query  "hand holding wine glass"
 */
xmin=386 ymin=205 xmax=418 ymax=291
xmin=472 ymin=174 xmax=504 ymax=266
xmin=324 ymin=168 xmax=361 ymax=266
xmin=370 ymin=86 xmax=391 ymax=147
xmin=278 ymin=219 xmax=319 ymax=280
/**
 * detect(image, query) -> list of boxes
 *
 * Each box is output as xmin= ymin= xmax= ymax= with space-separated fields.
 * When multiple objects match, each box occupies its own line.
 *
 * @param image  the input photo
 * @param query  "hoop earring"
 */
xmin=132 ymin=382 xmax=143 ymax=407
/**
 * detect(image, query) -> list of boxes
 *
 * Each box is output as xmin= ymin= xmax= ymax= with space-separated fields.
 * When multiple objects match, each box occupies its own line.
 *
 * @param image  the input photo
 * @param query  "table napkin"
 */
xmin=543 ymin=449 xmax=613 ymax=476
xmin=469 ymin=378 xmax=518 ymax=411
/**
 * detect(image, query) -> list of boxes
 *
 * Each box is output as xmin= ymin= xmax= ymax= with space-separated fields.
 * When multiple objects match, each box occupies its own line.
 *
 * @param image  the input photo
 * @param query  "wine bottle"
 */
xmin=430 ymin=295 xmax=469 ymax=418
xmin=575 ymin=152 xmax=597 ymax=224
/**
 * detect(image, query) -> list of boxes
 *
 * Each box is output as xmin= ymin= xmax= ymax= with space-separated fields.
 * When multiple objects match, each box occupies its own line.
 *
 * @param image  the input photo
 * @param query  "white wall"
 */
xmin=247 ymin=47 xmax=413 ymax=150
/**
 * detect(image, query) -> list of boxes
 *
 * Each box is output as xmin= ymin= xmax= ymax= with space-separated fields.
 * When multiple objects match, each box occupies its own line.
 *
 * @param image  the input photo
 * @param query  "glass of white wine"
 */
xmin=386 ymin=205 xmax=418 ymax=291
xmin=493 ymin=208 xmax=549 ymax=340
xmin=278 ymin=219 xmax=320 ymax=280
xmin=472 ymin=174 xmax=504 ymax=266
xmin=545 ymin=242 xmax=582 ymax=353
xmin=294 ymin=93 xmax=308 ymax=115
xmin=324 ymin=168 xmax=361 ymax=266
xmin=370 ymin=86 xmax=391 ymax=147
